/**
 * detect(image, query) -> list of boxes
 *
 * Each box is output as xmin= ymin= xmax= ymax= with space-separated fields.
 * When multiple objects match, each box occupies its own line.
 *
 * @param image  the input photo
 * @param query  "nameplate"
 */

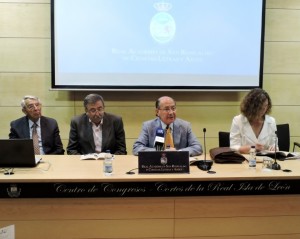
xmin=138 ymin=151 xmax=190 ymax=174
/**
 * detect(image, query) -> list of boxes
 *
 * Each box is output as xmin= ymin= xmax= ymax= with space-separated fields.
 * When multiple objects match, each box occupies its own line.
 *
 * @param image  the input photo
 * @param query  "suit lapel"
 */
xmin=23 ymin=117 xmax=31 ymax=138
xmin=172 ymin=120 xmax=181 ymax=146
xmin=40 ymin=117 xmax=46 ymax=139
xmin=85 ymin=116 xmax=95 ymax=149
xmin=101 ymin=114 xmax=112 ymax=149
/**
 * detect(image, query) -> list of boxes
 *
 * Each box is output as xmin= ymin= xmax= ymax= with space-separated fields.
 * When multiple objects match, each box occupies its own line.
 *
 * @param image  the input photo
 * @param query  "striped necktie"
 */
xmin=32 ymin=123 xmax=40 ymax=155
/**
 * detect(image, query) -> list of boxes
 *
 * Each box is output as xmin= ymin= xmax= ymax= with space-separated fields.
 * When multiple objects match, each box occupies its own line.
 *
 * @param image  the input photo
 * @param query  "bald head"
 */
xmin=155 ymin=96 xmax=177 ymax=125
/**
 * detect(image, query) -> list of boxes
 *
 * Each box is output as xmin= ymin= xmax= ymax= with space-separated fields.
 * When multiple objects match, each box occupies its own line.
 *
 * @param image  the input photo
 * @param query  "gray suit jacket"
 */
xmin=133 ymin=117 xmax=202 ymax=156
xmin=67 ymin=113 xmax=127 ymax=155
xmin=9 ymin=116 xmax=65 ymax=155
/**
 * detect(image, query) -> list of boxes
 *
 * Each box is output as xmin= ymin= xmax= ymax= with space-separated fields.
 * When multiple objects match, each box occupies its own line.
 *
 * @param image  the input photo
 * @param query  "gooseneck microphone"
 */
xmin=203 ymin=128 xmax=207 ymax=161
xmin=197 ymin=128 xmax=214 ymax=172
xmin=154 ymin=128 xmax=165 ymax=151
xmin=272 ymin=131 xmax=281 ymax=170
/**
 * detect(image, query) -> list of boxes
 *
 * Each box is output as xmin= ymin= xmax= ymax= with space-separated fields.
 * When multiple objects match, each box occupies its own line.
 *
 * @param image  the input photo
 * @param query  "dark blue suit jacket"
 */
xmin=9 ymin=116 xmax=65 ymax=155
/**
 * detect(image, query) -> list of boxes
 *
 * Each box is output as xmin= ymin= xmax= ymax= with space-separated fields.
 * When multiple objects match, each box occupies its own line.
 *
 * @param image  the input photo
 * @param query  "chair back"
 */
xmin=218 ymin=131 xmax=230 ymax=147
xmin=276 ymin=124 xmax=290 ymax=152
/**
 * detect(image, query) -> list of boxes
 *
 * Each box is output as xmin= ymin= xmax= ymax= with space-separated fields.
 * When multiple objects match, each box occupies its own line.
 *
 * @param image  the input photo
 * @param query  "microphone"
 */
xmin=196 ymin=128 xmax=214 ymax=172
xmin=272 ymin=131 xmax=281 ymax=170
xmin=154 ymin=128 xmax=165 ymax=151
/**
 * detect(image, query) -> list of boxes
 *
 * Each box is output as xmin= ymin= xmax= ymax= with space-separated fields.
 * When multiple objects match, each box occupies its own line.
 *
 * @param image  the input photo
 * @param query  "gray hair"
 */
xmin=83 ymin=94 xmax=105 ymax=109
xmin=21 ymin=95 xmax=41 ymax=109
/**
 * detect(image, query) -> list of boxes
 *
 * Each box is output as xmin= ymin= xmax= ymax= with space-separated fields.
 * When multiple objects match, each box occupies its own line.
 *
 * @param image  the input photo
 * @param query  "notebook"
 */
xmin=138 ymin=151 xmax=190 ymax=174
xmin=0 ymin=139 xmax=42 ymax=167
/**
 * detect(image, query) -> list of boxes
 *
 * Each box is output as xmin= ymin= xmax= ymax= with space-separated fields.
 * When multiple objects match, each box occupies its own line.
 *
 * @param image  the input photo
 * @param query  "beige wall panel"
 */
xmin=0 ymin=107 xmax=23 ymax=138
xmin=0 ymin=198 xmax=174 ymax=220
xmin=0 ymin=1 xmax=49 ymax=3
xmin=0 ymin=73 xmax=72 ymax=107
xmin=263 ymin=74 xmax=300 ymax=105
xmin=265 ymin=9 xmax=300 ymax=42
xmin=175 ymin=195 xmax=300 ymax=218
xmin=264 ymin=42 xmax=300 ymax=73
xmin=267 ymin=0 xmax=300 ymax=9
xmin=175 ymin=216 xmax=300 ymax=237
xmin=0 ymin=3 xmax=49 ymax=38
xmin=0 ymin=219 xmax=173 ymax=239
xmin=76 ymin=91 xmax=247 ymax=107
xmin=272 ymin=106 xmax=300 ymax=136
xmin=0 ymin=38 xmax=50 ymax=72
xmin=41 ymin=107 xmax=75 ymax=139
xmin=179 ymin=106 xmax=239 ymax=136
xmin=62 ymin=139 xmax=68 ymax=151
xmin=126 ymin=138 xmax=135 ymax=154
xmin=72 ymin=91 xmax=247 ymax=107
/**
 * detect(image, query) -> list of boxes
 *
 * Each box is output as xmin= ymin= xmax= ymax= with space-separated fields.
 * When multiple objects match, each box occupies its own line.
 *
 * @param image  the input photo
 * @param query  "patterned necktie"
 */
xmin=164 ymin=126 xmax=174 ymax=149
xmin=32 ymin=123 xmax=40 ymax=155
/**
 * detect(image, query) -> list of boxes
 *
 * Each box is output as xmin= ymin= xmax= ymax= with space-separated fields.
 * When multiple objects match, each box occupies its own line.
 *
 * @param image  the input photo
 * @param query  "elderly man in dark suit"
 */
xmin=133 ymin=96 xmax=202 ymax=156
xmin=67 ymin=94 xmax=127 ymax=155
xmin=9 ymin=95 xmax=65 ymax=155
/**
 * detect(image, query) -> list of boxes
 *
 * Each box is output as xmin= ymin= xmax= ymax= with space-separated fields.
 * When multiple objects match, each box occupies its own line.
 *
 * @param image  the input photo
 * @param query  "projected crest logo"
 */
xmin=150 ymin=2 xmax=176 ymax=44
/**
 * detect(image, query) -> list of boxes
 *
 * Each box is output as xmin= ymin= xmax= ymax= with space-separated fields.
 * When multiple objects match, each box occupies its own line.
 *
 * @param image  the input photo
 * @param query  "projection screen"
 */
xmin=51 ymin=0 xmax=266 ymax=91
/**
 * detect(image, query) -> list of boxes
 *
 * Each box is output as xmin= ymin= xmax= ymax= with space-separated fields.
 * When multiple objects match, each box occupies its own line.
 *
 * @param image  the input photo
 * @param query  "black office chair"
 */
xmin=276 ymin=124 xmax=290 ymax=152
xmin=218 ymin=131 xmax=230 ymax=147
xmin=293 ymin=142 xmax=300 ymax=152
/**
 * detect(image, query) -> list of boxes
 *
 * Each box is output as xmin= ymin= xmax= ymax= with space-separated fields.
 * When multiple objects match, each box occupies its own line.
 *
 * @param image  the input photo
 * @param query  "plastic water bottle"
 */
xmin=103 ymin=150 xmax=113 ymax=176
xmin=248 ymin=146 xmax=256 ymax=169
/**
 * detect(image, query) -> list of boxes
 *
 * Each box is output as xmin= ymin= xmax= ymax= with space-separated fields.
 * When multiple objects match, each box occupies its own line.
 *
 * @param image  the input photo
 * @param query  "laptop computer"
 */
xmin=138 ymin=151 xmax=190 ymax=174
xmin=0 ymin=139 xmax=41 ymax=167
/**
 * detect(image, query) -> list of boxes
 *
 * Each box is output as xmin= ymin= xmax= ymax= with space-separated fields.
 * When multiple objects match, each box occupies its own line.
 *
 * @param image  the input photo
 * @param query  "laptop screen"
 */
xmin=0 ymin=139 xmax=40 ymax=167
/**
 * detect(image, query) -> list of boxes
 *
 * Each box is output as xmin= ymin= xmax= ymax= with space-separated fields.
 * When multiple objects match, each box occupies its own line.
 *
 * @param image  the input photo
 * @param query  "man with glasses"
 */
xmin=133 ymin=96 xmax=202 ymax=156
xmin=67 ymin=94 xmax=127 ymax=155
xmin=9 ymin=95 xmax=65 ymax=155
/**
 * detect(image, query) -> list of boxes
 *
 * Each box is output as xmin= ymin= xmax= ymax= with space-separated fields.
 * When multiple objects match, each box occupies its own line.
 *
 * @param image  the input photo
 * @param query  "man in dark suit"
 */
xmin=133 ymin=96 xmax=202 ymax=156
xmin=9 ymin=95 xmax=65 ymax=155
xmin=67 ymin=94 xmax=127 ymax=155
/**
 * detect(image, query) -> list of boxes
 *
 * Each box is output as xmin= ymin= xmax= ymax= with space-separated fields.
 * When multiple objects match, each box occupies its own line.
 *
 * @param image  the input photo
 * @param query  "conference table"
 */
xmin=0 ymin=154 xmax=300 ymax=239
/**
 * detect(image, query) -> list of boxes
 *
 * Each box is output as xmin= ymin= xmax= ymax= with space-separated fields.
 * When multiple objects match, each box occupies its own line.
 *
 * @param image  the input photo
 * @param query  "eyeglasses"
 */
xmin=26 ymin=103 xmax=41 ymax=111
xmin=159 ymin=106 xmax=176 ymax=113
xmin=88 ymin=107 xmax=105 ymax=114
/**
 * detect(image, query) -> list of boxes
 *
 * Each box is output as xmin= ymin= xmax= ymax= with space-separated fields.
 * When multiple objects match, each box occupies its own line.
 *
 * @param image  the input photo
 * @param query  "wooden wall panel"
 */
xmin=0 ymin=197 xmax=175 ymax=239
xmin=175 ymin=195 xmax=300 ymax=218
xmin=0 ymin=219 xmax=174 ymax=239
xmin=175 ymin=216 xmax=300 ymax=238
xmin=177 ymin=236 xmax=300 ymax=239
xmin=0 ymin=198 xmax=174 ymax=220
